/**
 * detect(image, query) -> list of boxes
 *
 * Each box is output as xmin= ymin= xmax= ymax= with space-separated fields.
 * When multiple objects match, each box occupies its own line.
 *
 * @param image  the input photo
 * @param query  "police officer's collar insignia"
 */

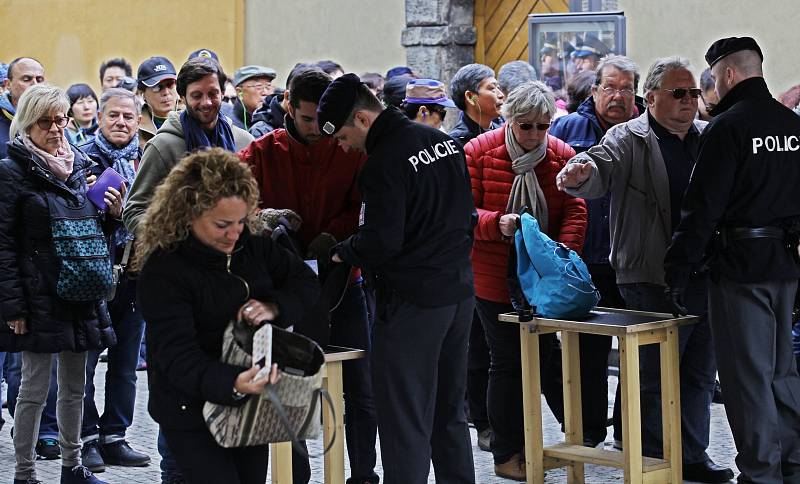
xmin=323 ymin=121 xmax=335 ymax=135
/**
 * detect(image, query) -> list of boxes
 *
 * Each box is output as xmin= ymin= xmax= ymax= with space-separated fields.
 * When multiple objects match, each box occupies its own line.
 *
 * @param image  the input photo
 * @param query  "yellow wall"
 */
xmin=620 ymin=0 xmax=800 ymax=96
xmin=0 ymin=0 xmax=244 ymax=94
xmin=243 ymin=0 xmax=407 ymax=88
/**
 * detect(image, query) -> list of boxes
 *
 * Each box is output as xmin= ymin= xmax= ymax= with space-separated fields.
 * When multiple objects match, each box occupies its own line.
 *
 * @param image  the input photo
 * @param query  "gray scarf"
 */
xmin=504 ymin=126 xmax=549 ymax=232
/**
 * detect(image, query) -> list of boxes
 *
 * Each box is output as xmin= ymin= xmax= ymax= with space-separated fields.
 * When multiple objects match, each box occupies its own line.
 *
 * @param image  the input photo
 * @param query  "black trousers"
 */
xmin=581 ymin=263 xmax=625 ymax=445
xmin=476 ymin=297 xmax=564 ymax=465
xmin=161 ymin=427 xmax=269 ymax=484
xmin=371 ymin=293 xmax=476 ymax=484
xmin=467 ymin=310 xmax=490 ymax=432
xmin=709 ymin=277 xmax=800 ymax=482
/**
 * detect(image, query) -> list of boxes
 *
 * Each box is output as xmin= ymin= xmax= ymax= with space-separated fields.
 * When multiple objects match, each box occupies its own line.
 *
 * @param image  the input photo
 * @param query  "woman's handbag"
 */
xmin=512 ymin=212 xmax=600 ymax=319
xmin=44 ymin=191 xmax=114 ymax=302
xmin=203 ymin=321 xmax=336 ymax=451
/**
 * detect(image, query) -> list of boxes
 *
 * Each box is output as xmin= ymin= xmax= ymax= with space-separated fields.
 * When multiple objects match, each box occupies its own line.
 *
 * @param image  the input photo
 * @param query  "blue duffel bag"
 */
xmin=514 ymin=212 xmax=599 ymax=319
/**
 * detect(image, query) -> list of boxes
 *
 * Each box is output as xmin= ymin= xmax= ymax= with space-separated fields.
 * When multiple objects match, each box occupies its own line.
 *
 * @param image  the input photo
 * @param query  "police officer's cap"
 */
xmin=317 ymin=73 xmax=361 ymax=136
xmin=705 ymin=37 xmax=763 ymax=68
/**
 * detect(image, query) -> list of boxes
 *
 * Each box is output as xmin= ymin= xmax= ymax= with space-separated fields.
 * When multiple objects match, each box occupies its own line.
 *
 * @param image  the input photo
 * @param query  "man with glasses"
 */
xmin=136 ymin=56 xmax=178 ymax=149
xmin=557 ymin=56 xmax=734 ymax=483
xmin=231 ymin=65 xmax=277 ymax=131
xmin=549 ymin=54 xmax=642 ymax=450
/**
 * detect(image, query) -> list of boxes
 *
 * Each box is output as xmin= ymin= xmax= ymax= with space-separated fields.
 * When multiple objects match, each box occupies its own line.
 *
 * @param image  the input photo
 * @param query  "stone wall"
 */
xmin=402 ymin=0 xmax=476 ymax=84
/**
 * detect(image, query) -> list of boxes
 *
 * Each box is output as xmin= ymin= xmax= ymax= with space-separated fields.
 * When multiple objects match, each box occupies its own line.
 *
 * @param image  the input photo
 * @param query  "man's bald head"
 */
xmin=718 ymin=50 xmax=763 ymax=78
xmin=711 ymin=49 xmax=763 ymax=102
xmin=4 ymin=57 xmax=45 ymax=107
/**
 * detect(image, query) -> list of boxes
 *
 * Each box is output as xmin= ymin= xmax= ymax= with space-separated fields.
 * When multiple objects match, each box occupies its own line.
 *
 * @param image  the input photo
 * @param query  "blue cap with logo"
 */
xmin=137 ymin=56 xmax=177 ymax=88
xmin=188 ymin=48 xmax=219 ymax=61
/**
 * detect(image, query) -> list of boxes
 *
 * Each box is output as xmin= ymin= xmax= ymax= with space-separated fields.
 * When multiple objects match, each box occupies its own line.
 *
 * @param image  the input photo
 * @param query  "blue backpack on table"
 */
xmin=513 ymin=212 xmax=599 ymax=319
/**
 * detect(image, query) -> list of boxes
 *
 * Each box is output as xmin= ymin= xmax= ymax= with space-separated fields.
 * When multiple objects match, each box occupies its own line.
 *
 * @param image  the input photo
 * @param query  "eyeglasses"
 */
xmin=36 ymin=116 xmax=69 ymax=130
xmin=222 ymin=96 xmax=237 ymax=103
xmin=599 ymin=85 xmax=636 ymax=97
xmin=515 ymin=121 xmax=550 ymax=131
xmin=242 ymin=82 xmax=270 ymax=91
xmin=149 ymin=79 xmax=176 ymax=93
xmin=663 ymin=88 xmax=702 ymax=99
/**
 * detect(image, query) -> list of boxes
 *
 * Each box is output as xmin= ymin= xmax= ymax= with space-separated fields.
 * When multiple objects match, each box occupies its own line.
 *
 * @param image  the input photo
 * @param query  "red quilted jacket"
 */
xmin=465 ymin=125 xmax=587 ymax=304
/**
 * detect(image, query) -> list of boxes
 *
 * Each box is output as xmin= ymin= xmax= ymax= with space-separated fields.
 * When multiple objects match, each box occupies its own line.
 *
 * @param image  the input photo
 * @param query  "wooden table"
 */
xmin=270 ymin=345 xmax=366 ymax=484
xmin=499 ymin=307 xmax=699 ymax=484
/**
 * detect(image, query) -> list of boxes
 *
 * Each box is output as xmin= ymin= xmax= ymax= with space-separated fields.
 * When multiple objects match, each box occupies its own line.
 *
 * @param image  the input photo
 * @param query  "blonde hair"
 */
xmin=132 ymin=148 xmax=260 ymax=271
xmin=9 ymin=84 xmax=69 ymax=138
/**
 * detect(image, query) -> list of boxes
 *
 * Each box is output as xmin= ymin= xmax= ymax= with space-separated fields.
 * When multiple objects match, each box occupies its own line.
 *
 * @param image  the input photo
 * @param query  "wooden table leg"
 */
xmin=270 ymin=441 xmax=293 ymax=484
xmin=520 ymin=325 xmax=545 ymax=484
xmin=323 ymin=361 xmax=345 ymax=484
xmin=660 ymin=327 xmax=682 ymax=483
xmin=561 ymin=331 xmax=585 ymax=483
xmin=619 ymin=333 xmax=643 ymax=484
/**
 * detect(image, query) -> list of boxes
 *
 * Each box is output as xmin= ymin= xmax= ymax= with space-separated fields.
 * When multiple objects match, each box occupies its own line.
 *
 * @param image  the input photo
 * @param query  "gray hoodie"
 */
xmin=560 ymin=111 xmax=707 ymax=286
xmin=123 ymin=111 xmax=254 ymax=235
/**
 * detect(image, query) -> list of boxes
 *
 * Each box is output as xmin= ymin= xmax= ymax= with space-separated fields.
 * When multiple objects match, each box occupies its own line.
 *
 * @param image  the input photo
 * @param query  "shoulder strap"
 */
xmin=120 ymin=240 xmax=133 ymax=268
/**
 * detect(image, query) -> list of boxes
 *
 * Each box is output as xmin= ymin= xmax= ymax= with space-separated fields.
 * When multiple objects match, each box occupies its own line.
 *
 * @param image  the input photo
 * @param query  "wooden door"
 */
xmin=474 ymin=0 xmax=569 ymax=72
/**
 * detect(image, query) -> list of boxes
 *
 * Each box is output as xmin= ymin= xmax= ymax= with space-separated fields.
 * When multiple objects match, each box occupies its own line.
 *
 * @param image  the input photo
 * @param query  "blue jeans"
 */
xmin=330 ymin=283 xmax=379 ymax=482
xmin=158 ymin=428 xmax=182 ymax=482
xmin=618 ymin=279 xmax=716 ymax=464
xmin=82 ymin=275 xmax=145 ymax=440
xmin=7 ymin=352 xmax=59 ymax=440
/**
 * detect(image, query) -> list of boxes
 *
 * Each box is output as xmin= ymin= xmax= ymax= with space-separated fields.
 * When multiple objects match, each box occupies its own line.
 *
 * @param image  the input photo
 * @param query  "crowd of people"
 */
xmin=0 ymin=34 xmax=798 ymax=484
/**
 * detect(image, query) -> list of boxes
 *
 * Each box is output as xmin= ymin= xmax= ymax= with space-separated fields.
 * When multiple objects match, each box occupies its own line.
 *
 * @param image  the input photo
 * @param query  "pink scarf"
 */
xmin=22 ymin=134 xmax=74 ymax=181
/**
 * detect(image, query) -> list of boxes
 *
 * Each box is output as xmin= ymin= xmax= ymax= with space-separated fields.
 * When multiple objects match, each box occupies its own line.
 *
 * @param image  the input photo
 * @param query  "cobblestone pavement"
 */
xmin=0 ymin=363 xmax=738 ymax=483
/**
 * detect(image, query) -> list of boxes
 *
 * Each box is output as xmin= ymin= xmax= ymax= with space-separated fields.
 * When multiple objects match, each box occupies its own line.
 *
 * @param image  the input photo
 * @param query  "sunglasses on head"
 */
xmin=515 ymin=121 xmax=551 ymax=131
xmin=664 ymin=88 xmax=702 ymax=99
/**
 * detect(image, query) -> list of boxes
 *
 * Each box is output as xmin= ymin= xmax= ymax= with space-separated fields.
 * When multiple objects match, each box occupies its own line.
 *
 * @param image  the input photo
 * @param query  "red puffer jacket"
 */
xmin=465 ymin=125 xmax=587 ymax=304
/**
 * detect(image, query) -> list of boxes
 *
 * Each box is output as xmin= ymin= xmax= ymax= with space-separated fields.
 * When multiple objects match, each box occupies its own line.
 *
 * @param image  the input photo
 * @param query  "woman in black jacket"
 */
xmin=0 ymin=84 xmax=124 ymax=484
xmin=134 ymin=148 xmax=319 ymax=484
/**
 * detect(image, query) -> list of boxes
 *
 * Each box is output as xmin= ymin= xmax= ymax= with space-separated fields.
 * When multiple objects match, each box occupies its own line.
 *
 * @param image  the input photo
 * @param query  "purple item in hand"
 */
xmin=87 ymin=167 xmax=125 ymax=211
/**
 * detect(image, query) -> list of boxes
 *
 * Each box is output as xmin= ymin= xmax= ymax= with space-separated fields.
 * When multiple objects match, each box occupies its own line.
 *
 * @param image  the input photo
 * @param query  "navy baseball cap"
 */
xmin=137 ymin=56 xmax=177 ymax=87
xmin=188 ymin=48 xmax=219 ymax=61
xmin=386 ymin=66 xmax=414 ymax=79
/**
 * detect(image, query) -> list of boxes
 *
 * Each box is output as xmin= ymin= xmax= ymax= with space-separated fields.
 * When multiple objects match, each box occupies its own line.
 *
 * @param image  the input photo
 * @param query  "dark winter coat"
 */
xmin=665 ymin=77 xmax=800 ymax=285
xmin=448 ymin=110 xmax=502 ymax=147
xmin=137 ymin=230 xmax=319 ymax=430
xmin=335 ymin=107 xmax=476 ymax=308
xmin=0 ymin=137 xmax=116 ymax=353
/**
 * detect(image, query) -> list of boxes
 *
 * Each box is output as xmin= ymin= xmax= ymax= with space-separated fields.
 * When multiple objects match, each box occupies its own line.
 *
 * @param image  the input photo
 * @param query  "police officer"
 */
xmin=665 ymin=37 xmax=800 ymax=482
xmin=317 ymin=74 xmax=476 ymax=484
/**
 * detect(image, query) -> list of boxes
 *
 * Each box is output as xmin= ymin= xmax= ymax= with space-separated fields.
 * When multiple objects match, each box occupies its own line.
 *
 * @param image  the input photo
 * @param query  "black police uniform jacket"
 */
xmin=665 ymin=77 xmax=800 ymax=285
xmin=0 ymin=138 xmax=116 ymax=353
xmin=336 ymin=107 xmax=475 ymax=307
xmin=137 ymin=229 xmax=319 ymax=430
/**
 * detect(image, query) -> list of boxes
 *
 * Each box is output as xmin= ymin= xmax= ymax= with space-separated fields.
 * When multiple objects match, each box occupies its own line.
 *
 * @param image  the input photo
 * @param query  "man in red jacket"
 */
xmin=238 ymin=67 xmax=378 ymax=484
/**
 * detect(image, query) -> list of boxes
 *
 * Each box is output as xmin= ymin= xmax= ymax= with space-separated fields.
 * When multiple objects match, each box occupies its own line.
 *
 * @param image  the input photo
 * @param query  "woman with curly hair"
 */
xmin=134 ymin=148 xmax=319 ymax=483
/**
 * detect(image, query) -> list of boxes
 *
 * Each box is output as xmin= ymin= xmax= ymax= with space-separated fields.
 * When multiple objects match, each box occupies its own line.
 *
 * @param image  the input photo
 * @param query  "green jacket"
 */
xmin=561 ymin=111 xmax=707 ymax=286
xmin=123 ymin=111 xmax=254 ymax=235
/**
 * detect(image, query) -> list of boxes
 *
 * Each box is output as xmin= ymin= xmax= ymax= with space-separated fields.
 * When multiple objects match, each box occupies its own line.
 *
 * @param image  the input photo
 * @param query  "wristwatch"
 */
xmin=232 ymin=388 xmax=247 ymax=401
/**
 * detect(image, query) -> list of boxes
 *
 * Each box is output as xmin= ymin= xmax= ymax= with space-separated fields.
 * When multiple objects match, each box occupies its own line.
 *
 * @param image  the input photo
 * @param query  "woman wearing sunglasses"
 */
xmin=0 ymin=84 xmax=125 ymax=484
xmin=463 ymin=80 xmax=587 ymax=481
